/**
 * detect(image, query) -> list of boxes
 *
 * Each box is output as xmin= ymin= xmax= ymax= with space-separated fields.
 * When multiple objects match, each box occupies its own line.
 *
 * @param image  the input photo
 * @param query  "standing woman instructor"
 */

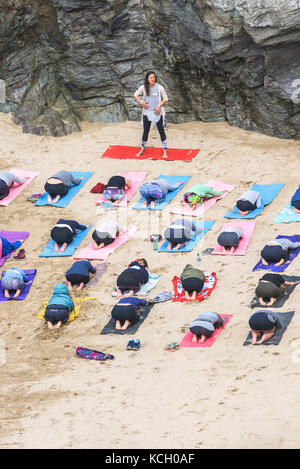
xmin=134 ymin=71 xmax=168 ymax=158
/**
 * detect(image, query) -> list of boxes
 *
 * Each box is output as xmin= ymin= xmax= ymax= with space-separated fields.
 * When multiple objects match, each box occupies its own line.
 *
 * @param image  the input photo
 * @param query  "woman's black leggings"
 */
xmin=111 ymin=305 xmax=140 ymax=324
xmin=181 ymin=277 xmax=204 ymax=294
xmin=142 ymin=115 xmax=166 ymax=143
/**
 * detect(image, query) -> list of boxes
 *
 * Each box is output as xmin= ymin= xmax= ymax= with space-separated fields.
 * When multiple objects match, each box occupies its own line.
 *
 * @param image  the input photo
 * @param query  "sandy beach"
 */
xmin=0 ymin=112 xmax=300 ymax=449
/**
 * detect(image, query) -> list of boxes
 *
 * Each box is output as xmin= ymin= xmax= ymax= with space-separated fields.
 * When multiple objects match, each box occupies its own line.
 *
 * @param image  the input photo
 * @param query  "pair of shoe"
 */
xmin=126 ymin=339 xmax=141 ymax=351
xmin=164 ymin=341 xmax=180 ymax=351
xmin=28 ymin=193 xmax=42 ymax=202
xmin=13 ymin=249 xmax=26 ymax=260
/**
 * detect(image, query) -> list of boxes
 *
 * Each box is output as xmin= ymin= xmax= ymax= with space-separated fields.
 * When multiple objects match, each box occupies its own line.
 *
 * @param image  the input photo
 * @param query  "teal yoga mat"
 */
xmin=225 ymin=183 xmax=284 ymax=219
xmin=35 ymin=172 xmax=94 ymax=207
xmin=158 ymin=221 xmax=215 ymax=253
xmin=132 ymin=175 xmax=190 ymax=211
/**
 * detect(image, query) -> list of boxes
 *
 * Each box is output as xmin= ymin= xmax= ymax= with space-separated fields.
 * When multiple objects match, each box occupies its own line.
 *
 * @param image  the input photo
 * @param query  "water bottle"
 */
xmin=153 ymin=238 xmax=158 ymax=251
xmin=196 ymin=253 xmax=201 ymax=266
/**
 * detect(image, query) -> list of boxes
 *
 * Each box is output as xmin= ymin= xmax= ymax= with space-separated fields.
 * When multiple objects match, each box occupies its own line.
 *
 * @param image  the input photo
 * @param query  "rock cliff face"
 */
xmin=0 ymin=0 xmax=299 ymax=138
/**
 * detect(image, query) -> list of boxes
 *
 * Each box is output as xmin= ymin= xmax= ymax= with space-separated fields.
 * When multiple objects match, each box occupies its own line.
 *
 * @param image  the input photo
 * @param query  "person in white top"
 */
xmin=134 ymin=71 xmax=168 ymax=159
xmin=92 ymin=220 xmax=121 ymax=250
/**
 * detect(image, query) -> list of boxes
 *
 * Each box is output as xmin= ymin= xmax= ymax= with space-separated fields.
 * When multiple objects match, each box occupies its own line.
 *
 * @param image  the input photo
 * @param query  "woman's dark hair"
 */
xmin=135 ymin=258 xmax=149 ymax=269
xmin=144 ymin=71 xmax=157 ymax=96
xmin=215 ymin=315 xmax=225 ymax=329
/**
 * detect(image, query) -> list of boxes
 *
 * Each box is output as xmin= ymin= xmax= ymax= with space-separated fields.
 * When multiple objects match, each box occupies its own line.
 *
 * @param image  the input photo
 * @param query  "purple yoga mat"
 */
xmin=253 ymin=235 xmax=300 ymax=272
xmin=0 ymin=231 xmax=30 ymax=267
xmin=0 ymin=269 xmax=36 ymax=301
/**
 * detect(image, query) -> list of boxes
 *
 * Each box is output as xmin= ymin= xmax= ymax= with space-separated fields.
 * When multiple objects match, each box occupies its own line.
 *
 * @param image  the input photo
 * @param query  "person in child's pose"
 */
xmin=92 ymin=220 xmax=121 ymax=250
xmin=50 ymin=219 xmax=87 ymax=253
xmin=189 ymin=312 xmax=225 ymax=343
xmin=261 ymin=237 xmax=300 ymax=266
xmin=111 ymin=294 xmax=152 ymax=330
xmin=117 ymin=259 xmax=149 ymax=297
xmin=0 ymin=171 xmax=30 ymax=200
xmin=180 ymin=264 xmax=206 ymax=301
xmin=44 ymin=283 xmax=75 ymax=330
xmin=164 ymin=219 xmax=202 ymax=251
xmin=255 ymin=273 xmax=295 ymax=306
xmin=139 ymin=178 xmax=184 ymax=208
xmin=183 ymin=183 xmax=226 ymax=211
xmin=248 ymin=310 xmax=282 ymax=344
xmin=65 ymin=260 xmax=96 ymax=291
xmin=291 ymin=186 xmax=300 ymax=214
xmin=236 ymin=189 xmax=262 ymax=216
xmin=102 ymin=175 xmax=132 ymax=204
xmin=45 ymin=170 xmax=83 ymax=204
xmin=217 ymin=226 xmax=244 ymax=254
xmin=1 ymin=267 xmax=28 ymax=298
xmin=0 ymin=236 xmax=24 ymax=259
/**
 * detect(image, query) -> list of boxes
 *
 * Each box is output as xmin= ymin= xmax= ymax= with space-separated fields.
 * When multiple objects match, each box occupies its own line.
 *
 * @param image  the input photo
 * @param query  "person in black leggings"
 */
xmin=111 ymin=295 xmax=152 ymax=330
xmin=248 ymin=310 xmax=282 ymax=344
xmin=65 ymin=260 xmax=96 ymax=291
xmin=117 ymin=259 xmax=149 ymax=297
xmin=134 ymin=71 xmax=168 ymax=159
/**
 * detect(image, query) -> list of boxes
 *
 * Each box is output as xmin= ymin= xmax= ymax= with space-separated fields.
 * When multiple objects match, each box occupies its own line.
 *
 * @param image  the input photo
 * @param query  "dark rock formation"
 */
xmin=0 ymin=0 xmax=299 ymax=138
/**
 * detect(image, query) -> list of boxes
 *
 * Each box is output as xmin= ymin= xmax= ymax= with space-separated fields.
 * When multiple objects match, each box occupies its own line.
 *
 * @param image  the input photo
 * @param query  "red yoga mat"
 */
xmin=101 ymin=145 xmax=199 ymax=161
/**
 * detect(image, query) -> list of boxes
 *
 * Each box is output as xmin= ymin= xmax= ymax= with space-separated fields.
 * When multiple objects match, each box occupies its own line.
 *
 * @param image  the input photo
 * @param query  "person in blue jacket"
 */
xmin=0 ymin=236 xmax=24 ymax=259
xmin=44 ymin=283 xmax=75 ymax=329
xmin=65 ymin=260 xmax=96 ymax=291
xmin=111 ymin=295 xmax=152 ymax=330
xmin=291 ymin=186 xmax=300 ymax=214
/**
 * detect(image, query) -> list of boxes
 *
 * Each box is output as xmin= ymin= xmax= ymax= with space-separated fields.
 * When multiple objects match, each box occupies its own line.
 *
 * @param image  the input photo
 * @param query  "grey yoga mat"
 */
xmin=100 ymin=304 xmax=154 ymax=335
xmin=250 ymin=275 xmax=300 ymax=309
xmin=243 ymin=311 xmax=295 ymax=346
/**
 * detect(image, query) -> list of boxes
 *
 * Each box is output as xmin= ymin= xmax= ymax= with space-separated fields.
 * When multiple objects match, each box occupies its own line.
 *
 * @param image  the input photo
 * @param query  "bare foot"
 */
xmin=4 ymin=290 xmax=10 ymax=298
xmin=67 ymin=281 xmax=73 ymax=291
xmin=251 ymin=330 xmax=259 ymax=345
xmin=261 ymin=258 xmax=269 ymax=265
xmin=150 ymin=201 xmax=155 ymax=209
xmin=77 ymin=282 xmax=85 ymax=291
xmin=257 ymin=330 xmax=274 ymax=344
xmin=229 ymin=246 xmax=235 ymax=254
xmin=121 ymin=320 xmax=130 ymax=330
xmin=199 ymin=335 xmax=206 ymax=343
xmin=190 ymin=291 xmax=197 ymax=301
xmin=192 ymin=334 xmax=197 ymax=343
xmin=115 ymin=320 xmax=121 ymax=330
xmin=14 ymin=289 xmax=21 ymax=298
xmin=54 ymin=321 xmax=62 ymax=329
xmin=136 ymin=148 xmax=144 ymax=157
xmin=166 ymin=242 xmax=172 ymax=251
xmin=60 ymin=243 xmax=67 ymax=253
xmin=54 ymin=243 xmax=59 ymax=253
xmin=143 ymin=200 xmax=148 ymax=208
xmin=174 ymin=243 xmax=184 ymax=250
xmin=47 ymin=321 xmax=54 ymax=330
xmin=162 ymin=150 xmax=168 ymax=159
xmin=185 ymin=291 xmax=191 ymax=301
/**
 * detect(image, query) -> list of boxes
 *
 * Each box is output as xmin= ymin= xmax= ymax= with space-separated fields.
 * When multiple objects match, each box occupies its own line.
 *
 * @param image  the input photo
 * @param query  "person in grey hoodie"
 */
xmin=164 ymin=219 xmax=202 ymax=251
xmin=44 ymin=170 xmax=83 ymax=204
xmin=0 ymin=170 xmax=29 ymax=200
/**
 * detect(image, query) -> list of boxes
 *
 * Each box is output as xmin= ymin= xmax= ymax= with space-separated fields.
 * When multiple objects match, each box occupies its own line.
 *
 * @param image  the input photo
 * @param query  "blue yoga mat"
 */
xmin=132 ymin=175 xmax=190 ymax=211
xmin=39 ymin=225 xmax=93 ymax=257
xmin=225 ymin=183 xmax=284 ymax=219
xmin=35 ymin=172 xmax=94 ymax=207
xmin=158 ymin=221 xmax=215 ymax=253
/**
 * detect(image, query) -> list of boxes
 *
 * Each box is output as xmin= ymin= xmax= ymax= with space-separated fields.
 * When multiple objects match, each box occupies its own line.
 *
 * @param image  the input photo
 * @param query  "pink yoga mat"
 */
xmin=96 ymin=172 xmax=147 ymax=207
xmin=74 ymin=226 xmax=139 ymax=260
xmin=179 ymin=314 xmax=232 ymax=348
xmin=170 ymin=180 xmax=236 ymax=217
xmin=212 ymin=220 xmax=255 ymax=256
xmin=0 ymin=169 xmax=40 ymax=206
xmin=0 ymin=230 xmax=30 ymax=266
